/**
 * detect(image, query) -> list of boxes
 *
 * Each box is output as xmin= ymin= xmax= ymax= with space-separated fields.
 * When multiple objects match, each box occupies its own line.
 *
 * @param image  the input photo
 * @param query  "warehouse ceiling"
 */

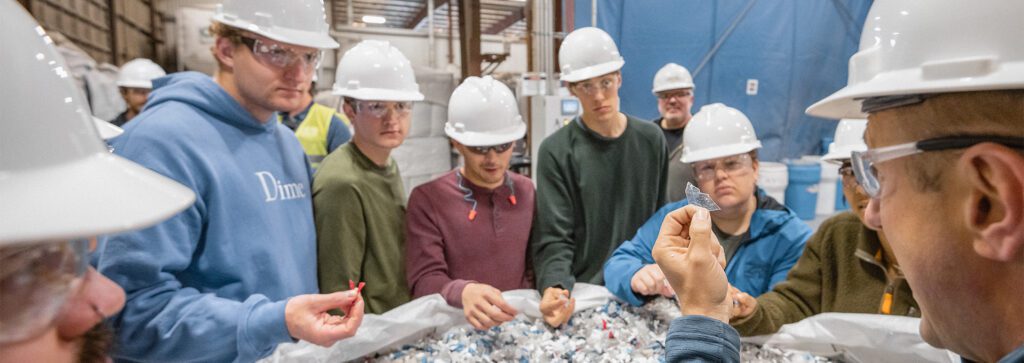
xmin=331 ymin=0 xmax=527 ymax=36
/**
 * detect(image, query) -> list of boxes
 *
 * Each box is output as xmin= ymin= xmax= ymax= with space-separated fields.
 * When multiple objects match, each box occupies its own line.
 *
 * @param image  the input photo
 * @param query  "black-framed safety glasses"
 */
xmin=466 ymin=142 xmax=515 ymax=155
xmin=851 ymin=135 xmax=1024 ymax=198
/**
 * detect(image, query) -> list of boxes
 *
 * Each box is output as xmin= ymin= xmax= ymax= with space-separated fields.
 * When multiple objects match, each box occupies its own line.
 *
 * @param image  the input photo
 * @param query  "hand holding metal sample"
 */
xmin=652 ymin=205 xmax=732 ymax=323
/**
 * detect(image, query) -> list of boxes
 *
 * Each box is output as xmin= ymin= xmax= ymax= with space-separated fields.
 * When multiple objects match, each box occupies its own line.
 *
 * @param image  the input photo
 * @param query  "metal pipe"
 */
xmin=590 ymin=0 xmax=596 ymax=27
xmin=428 ymin=0 xmax=436 ymax=67
xmin=347 ymin=0 xmax=353 ymax=26
xmin=447 ymin=2 xmax=454 ymax=65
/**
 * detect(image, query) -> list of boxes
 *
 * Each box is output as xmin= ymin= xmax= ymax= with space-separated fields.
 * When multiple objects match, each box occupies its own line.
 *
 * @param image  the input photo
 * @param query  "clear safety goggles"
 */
xmin=239 ymin=36 xmax=322 ymax=72
xmin=691 ymin=153 xmax=754 ymax=182
xmin=466 ymin=142 xmax=514 ymax=155
xmin=571 ymin=75 xmax=619 ymax=97
xmin=0 ymin=239 xmax=89 ymax=344
xmin=355 ymin=101 xmax=413 ymax=119
xmin=851 ymin=135 xmax=1024 ymax=198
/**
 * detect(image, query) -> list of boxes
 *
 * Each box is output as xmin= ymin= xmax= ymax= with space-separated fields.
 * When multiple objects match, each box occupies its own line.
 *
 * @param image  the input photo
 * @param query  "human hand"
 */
xmin=461 ymin=283 xmax=518 ymax=330
xmin=652 ymin=205 xmax=732 ymax=323
xmin=630 ymin=264 xmax=675 ymax=297
xmin=729 ymin=285 xmax=756 ymax=319
xmin=285 ymin=289 xmax=364 ymax=347
xmin=539 ymin=287 xmax=575 ymax=327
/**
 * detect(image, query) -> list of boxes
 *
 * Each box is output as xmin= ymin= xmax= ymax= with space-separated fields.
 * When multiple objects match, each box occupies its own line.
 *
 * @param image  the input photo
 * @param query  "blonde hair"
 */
xmin=208 ymin=21 xmax=244 ymax=44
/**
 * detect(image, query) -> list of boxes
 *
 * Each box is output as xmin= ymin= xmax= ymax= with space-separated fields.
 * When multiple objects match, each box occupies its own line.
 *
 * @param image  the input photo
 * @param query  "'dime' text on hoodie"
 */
xmin=94 ymin=72 xmax=317 ymax=363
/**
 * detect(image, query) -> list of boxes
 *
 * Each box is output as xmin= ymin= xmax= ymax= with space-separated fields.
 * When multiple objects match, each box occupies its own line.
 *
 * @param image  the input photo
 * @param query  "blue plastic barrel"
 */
xmin=785 ymin=161 xmax=821 ymax=220
xmin=834 ymin=179 xmax=850 ymax=211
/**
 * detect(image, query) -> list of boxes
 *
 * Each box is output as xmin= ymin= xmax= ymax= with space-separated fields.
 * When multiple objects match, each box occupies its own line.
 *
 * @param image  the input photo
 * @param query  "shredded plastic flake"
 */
xmin=685 ymin=182 xmax=720 ymax=211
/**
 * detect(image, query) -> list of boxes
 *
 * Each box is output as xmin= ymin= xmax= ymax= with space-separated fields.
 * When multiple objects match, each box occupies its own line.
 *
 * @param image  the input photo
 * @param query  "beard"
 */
xmin=77 ymin=324 xmax=114 ymax=363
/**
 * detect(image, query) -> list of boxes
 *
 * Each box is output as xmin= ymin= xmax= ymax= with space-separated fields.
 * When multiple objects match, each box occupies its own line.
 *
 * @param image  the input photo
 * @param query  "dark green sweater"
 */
xmin=314 ymin=143 xmax=409 ymax=314
xmin=531 ymin=115 xmax=668 ymax=292
xmin=731 ymin=212 xmax=920 ymax=336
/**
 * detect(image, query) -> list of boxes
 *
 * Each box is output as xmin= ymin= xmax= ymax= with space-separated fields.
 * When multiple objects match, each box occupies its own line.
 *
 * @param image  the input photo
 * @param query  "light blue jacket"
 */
xmin=96 ymin=72 xmax=317 ymax=362
xmin=604 ymin=189 xmax=812 ymax=306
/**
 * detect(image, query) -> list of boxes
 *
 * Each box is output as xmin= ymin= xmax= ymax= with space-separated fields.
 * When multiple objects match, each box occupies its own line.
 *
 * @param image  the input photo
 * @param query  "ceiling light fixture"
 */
xmin=362 ymin=15 xmax=386 ymax=24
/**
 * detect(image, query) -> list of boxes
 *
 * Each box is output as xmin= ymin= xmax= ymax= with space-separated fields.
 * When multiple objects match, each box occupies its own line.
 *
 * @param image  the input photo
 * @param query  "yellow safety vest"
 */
xmin=284 ymin=103 xmax=350 ymax=170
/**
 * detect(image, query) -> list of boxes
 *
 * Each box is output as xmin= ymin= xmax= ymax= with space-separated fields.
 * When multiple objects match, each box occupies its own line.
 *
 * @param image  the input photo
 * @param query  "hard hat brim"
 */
xmin=821 ymin=145 xmax=867 ymax=162
xmin=651 ymin=82 xmax=695 ymax=95
xmin=332 ymin=87 xmax=425 ymax=102
xmin=680 ymin=142 xmax=762 ymax=164
xmin=444 ymin=122 xmax=527 ymax=147
xmin=212 ymin=16 xmax=341 ymax=49
xmin=0 ymin=153 xmax=195 ymax=245
xmin=807 ymin=63 xmax=1024 ymax=120
xmin=560 ymin=60 xmax=625 ymax=83
xmin=116 ymin=80 xmax=153 ymax=89
xmin=92 ymin=117 xmax=123 ymax=140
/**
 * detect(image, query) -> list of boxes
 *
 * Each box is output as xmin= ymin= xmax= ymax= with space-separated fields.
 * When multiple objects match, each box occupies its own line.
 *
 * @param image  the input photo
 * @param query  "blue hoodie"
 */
xmin=95 ymin=72 xmax=317 ymax=362
xmin=604 ymin=189 xmax=812 ymax=306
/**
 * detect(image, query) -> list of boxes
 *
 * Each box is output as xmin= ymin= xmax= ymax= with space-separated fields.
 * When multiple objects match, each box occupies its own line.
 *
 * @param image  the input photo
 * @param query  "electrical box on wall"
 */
xmin=746 ymin=79 xmax=759 ymax=95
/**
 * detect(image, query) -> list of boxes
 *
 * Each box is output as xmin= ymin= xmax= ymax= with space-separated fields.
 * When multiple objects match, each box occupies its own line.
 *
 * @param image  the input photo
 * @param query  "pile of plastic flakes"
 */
xmin=369 ymin=298 xmax=840 ymax=362
xmin=740 ymin=343 xmax=842 ymax=363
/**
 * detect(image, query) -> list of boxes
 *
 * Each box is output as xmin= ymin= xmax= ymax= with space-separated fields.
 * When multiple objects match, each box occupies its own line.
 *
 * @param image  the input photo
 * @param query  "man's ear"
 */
xmin=212 ymin=37 xmax=237 ymax=70
xmin=566 ymin=85 xmax=578 ymax=99
xmin=960 ymin=143 xmax=1024 ymax=262
xmin=450 ymin=140 xmax=465 ymax=156
xmin=342 ymin=101 xmax=356 ymax=121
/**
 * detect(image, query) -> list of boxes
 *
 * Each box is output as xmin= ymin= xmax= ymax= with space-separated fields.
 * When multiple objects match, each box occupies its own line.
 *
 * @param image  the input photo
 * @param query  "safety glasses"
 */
xmin=657 ymin=90 xmax=692 ymax=101
xmin=355 ymin=101 xmax=414 ymax=119
xmin=851 ymin=135 xmax=1024 ymax=198
xmin=239 ymin=36 xmax=322 ymax=71
xmin=692 ymin=153 xmax=754 ymax=181
xmin=466 ymin=142 xmax=514 ymax=155
xmin=571 ymin=75 xmax=619 ymax=96
xmin=0 ymin=239 xmax=89 ymax=344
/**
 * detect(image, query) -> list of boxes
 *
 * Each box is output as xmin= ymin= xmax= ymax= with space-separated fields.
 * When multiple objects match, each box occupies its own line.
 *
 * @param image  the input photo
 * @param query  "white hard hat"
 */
xmin=116 ymin=58 xmax=166 ymax=89
xmin=332 ymin=40 xmax=424 ymax=101
xmin=558 ymin=27 xmax=625 ymax=83
xmin=212 ymin=0 xmax=340 ymax=49
xmin=445 ymin=76 xmax=526 ymax=147
xmin=0 ymin=4 xmax=195 ymax=246
xmin=821 ymin=119 xmax=868 ymax=162
xmin=680 ymin=103 xmax=762 ymax=163
xmin=92 ymin=117 xmax=123 ymax=140
xmin=652 ymin=63 xmax=694 ymax=94
xmin=807 ymin=0 xmax=1024 ymax=119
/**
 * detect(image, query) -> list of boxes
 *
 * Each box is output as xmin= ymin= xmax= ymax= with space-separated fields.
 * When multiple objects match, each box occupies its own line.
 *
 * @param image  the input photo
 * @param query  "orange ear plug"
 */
xmin=468 ymin=210 xmax=477 ymax=221
xmin=509 ymin=195 xmax=517 ymax=205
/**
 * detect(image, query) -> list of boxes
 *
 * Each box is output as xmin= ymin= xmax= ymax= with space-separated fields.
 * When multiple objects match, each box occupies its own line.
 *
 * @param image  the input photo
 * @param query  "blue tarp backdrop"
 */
xmin=570 ymin=0 xmax=872 ymax=161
